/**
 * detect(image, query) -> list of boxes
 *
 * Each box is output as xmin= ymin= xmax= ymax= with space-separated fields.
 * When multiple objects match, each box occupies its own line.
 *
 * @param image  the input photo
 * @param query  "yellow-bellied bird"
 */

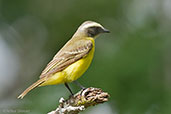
xmin=18 ymin=21 xmax=110 ymax=99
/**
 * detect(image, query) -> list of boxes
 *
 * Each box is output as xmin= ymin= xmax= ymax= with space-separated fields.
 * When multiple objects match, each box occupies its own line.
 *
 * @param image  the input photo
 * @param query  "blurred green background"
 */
xmin=0 ymin=0 xmax=171 ymax=114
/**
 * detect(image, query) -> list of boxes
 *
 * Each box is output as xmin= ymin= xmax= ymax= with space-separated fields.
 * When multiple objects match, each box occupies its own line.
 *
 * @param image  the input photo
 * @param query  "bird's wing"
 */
xmin=39 ymin=39 xmax=93 ymax=78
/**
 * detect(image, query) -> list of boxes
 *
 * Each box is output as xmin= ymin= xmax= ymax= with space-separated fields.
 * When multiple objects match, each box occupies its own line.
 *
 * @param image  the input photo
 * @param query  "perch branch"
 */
xmin=48 ymin=87 xmax=110 ymax=114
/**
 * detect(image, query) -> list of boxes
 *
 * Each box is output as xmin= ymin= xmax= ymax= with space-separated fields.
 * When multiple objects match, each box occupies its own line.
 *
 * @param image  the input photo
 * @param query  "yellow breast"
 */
xmin=40 ymin=38 xmax=95 ymax=86
xmin=64 ymin=38 xmax=95 ymax=82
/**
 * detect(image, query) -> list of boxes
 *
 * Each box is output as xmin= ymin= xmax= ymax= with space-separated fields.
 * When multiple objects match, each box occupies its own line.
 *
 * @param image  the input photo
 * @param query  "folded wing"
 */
xmin=39 ymin=39 xmax=93 ymax=79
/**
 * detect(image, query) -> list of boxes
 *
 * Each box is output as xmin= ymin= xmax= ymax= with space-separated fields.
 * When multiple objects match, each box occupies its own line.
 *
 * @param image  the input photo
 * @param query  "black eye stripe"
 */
xmin=87 ymin=26 xmax=102 ymax=37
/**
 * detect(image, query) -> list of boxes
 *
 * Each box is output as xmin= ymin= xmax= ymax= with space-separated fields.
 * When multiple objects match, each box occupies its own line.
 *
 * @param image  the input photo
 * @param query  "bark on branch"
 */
xmin=48 ymin=87 xmax=110 ymax=114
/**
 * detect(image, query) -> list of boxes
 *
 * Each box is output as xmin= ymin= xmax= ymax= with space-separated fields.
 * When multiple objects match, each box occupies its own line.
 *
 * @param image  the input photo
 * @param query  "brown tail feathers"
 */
xmin=17 ymin=78 xmax=46 ymax=99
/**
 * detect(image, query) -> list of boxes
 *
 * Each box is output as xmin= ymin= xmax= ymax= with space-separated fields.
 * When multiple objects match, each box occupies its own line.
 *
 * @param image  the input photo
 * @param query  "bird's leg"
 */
xmin=64 ymin=83 xmax=74 ymax=95
xmin=74 ymin=81 xmax=86 ymax=90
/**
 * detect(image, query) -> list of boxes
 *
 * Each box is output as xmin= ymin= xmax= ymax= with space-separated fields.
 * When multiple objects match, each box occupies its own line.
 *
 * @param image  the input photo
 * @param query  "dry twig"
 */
xmin=48 ymin=87 xmax=109 ymax=114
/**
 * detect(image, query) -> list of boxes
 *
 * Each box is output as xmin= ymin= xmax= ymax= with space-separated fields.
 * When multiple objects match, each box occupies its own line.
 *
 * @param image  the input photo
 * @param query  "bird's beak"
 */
xmin=102 ymin=28 xmax=110 ymax=33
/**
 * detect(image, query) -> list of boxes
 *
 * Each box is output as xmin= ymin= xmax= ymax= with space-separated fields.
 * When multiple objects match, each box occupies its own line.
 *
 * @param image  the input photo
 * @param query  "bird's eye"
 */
xmin=87 ymin=27 xmax=100 ymax=37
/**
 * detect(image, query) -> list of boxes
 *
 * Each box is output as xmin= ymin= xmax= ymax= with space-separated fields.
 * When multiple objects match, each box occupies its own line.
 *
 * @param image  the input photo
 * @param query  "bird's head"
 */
xmin=75 ymin=21 xmax=110 ymax=38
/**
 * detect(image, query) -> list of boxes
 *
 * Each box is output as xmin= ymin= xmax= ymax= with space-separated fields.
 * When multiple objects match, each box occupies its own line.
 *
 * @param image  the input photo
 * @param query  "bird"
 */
xmin=18 ymin=20 xmax=110 ymax=99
